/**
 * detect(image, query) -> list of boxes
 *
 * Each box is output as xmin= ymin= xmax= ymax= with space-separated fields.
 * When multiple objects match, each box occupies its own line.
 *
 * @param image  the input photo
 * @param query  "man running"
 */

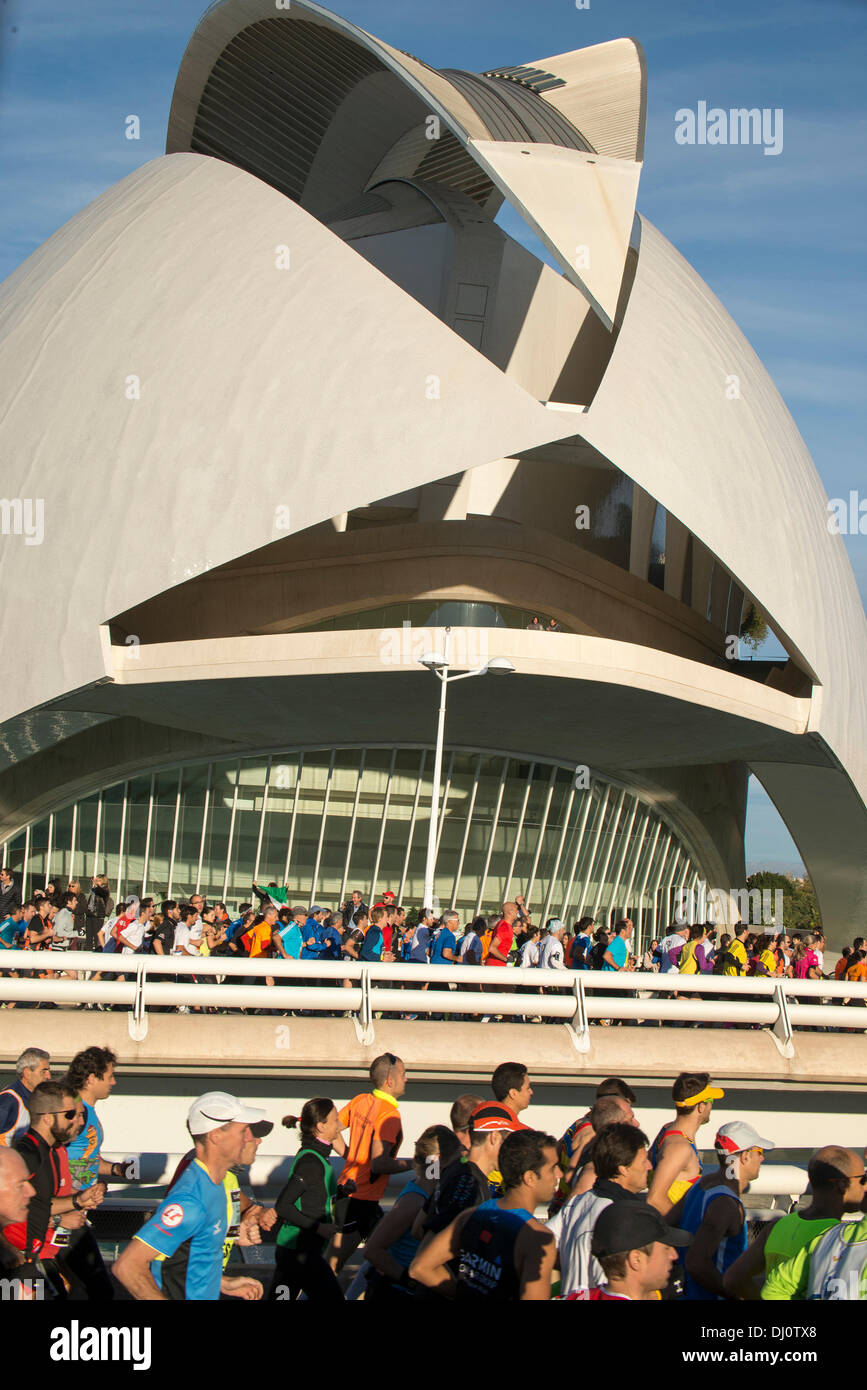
xmin=63 ymin=1046 xmax=137 ymax=1192
xmin=327 ymin=1053 xmax=411 ymax=1273
xmin=420 ymin=1103 xmax=522 ymax=1242
xmin=563 ymin=1203 xmax=690 ymax=1301
xmin=113 ymin=1092 xmax=266 ymax=1300
xmin=410 ymin=1130 xmax=559 ymax=1299
xmin=4 ymin=1081 xmax=106 ymax=1296
xmin=549 ymin=1123 xmax=651 ymax=1294
xmin=725 ymin=1146 xmax=866 ymax=1298
xmin=761 ymin=1169 xmax=867 ymax=1300
xmin=551 ymin=1078 xmax=637 ymax=1215
xmin=0 ymin=1048 xmax=51 ymax=1148
xmin=485 ymin=902 xmax=519 ymax=968
xmin=647 ymin=1073 xmax=723 ymax=1215
xmin=491 ymin=1061 xmax=533 ymax=1129
xmin=679 ymin=1121 xmax=772 ymax=1300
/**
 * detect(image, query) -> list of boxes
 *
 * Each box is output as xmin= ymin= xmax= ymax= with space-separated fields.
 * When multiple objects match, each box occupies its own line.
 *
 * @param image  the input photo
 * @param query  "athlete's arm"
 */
xmin=370 ymin=1118 xmax=412 ymax=1178
xmin=760 ymin=1240 xmax=812 ymax=1301
xmin=647 ymin=1138 xmax=692 ymax=1215
xmin=560 ymin=1126 xmax=594 ymax=1193
xmin=685 ymin=1195 xmax=742 ymax=1298
xmin=364 ymin=1192 xmax=426 ymax=1282
xmin=517 ymin=1221 xmax=558 ymax=1300
xmin=409 ymin=1208 xmax=471 ymax=1296
xmin=220 ymin=1274 xmax=263 ymax=1300
xmin=722 ymin=1221 xmax=774 ymax=1299
xmin=487 ymin=935 xmax=509 ymax=964
xmin=113 ymin=1238 xmax=169 ymax=1300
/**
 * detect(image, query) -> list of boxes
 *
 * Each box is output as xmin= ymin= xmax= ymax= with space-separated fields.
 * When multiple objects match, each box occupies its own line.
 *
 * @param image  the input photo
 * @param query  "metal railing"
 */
xmin=2 ymin=950 xmax=865 ymax=1052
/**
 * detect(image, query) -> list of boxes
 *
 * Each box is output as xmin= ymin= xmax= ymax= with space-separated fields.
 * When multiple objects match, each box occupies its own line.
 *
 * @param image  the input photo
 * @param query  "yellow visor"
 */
xmin=677 ymin=1085 xmax=724 ymax=1107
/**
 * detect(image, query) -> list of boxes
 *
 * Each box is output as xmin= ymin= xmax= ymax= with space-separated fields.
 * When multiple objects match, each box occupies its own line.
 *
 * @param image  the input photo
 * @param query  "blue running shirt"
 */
xmin=65 ymin=1102 xmax=104 ymax=1191
xmin=135 ymin=1158 xmax=228 ymax=1300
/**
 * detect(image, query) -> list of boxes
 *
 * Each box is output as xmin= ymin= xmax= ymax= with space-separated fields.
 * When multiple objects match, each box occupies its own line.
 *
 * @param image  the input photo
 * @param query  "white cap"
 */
xmin=188 ymin=1091 xmax=267 ymax=1136
xmin=715 ymin=1121 xmax=775 ymax=1156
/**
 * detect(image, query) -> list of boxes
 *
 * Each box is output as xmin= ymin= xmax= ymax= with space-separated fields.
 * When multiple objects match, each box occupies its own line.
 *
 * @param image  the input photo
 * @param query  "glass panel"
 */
xmin=287 ymin=752 xmax=332 ymax=897
xmin=347 ymin=749 xmax=393 ymax=895
xmin=317 ymin=749 xmax=362 ymax=904
xmin=224 ymin=759 xmax=268 ymax=908
xmin=100 ymin=783 xmax=125 ymax=904
xmin=169 ymin=764 xmax=209 ymax=901
xmin=121 ymin=777 xmax=151 ymax=899
xmin=199 ymin=761 xmax=237 ymax=902
xmin=293 ymin=600 xmax=570 ymax=634
xmin=257 ymin=755 xmax=300 ymax=891
xmin=453 ymin=754 xmax=503 ymax=915
xmin=27 ymin=818 xmax=51 ymax=895
xmin=145 ymin=771 xmax=179 ymax=901
xmin=50 ymin=804 xmax=75 ymax=887
xmin=378 ymin=749 xmax=425 ymax=901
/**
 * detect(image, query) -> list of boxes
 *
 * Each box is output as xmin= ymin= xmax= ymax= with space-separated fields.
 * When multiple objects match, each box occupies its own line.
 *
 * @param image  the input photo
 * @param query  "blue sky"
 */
xmin=2 ymin=0 xmax=865 ymax=875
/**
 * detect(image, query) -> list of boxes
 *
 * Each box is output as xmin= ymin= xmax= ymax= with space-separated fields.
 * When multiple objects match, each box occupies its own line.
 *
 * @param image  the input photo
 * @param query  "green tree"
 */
xmin=745 ymin=871 xmax=820 ymax=932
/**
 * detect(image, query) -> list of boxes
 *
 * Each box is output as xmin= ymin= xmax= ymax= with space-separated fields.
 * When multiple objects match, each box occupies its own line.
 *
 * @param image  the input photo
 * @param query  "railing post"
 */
xmin=565 ymin=972 xmax=590 ymax=1054
xmin=353 ymin=966 xmax=375 ymax=1046
xmin=769 ymin=980 xmax=794 ymax=1059
xmin=128 ymin=960 xmax=148 ymax=1042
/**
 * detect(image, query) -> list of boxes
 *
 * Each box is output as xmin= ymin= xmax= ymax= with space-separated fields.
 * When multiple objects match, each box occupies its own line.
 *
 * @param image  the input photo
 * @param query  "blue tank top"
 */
xmin=457 ymin=1199 xmax=535 ymax=1299
xmin=386 ymin=1179 xmax=428 ymax=1271
xmin=679 ymin=1182 xmax=746 ymax=1300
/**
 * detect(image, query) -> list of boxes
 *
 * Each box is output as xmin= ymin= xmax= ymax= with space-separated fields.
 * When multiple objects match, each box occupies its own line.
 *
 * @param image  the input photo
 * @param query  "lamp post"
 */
xmin=419 ymin=627 xmax=515 ymax=911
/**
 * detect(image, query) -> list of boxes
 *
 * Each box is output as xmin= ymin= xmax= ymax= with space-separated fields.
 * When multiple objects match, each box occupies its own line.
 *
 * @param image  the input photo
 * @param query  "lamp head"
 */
xmin=420 ymin=651 xmax=448 ymax=672
xmin=485 ymin=657 xmax=516 ymax=676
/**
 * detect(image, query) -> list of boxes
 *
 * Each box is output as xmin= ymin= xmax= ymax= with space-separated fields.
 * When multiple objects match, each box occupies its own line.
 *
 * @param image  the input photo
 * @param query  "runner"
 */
xmin=647 ymin=1072 xmax=723 ymax=1215
xmin=724 ymin=1146 xmax=866 ymax=1297
xmin=761 ymin=1179 xmax=867 ymax=1300
xmin=564 ymin=1094 xmax=639 ymax=1199
xmin=409 ymin=1130 xmax=559 ymax=1300
xmin=420 ymin=1103 xmax=522 ymax=1242
xmin=327 ymin=1053 xmax=411 ymax=1273
xmin=490 ymin=1061 xmax=533 ymax=1129
xmin=551 ymin=1078 xmax=638 ymax=1216
xmin=4 ymin=1081 xmax=106 ymax=1298
xmin=364 ymin=1126 xmax=461 ymax=1302
xmin=63 ymin=1046 xmax=137 ymax=1192
xmin=0 ymin=1048 xmax=51 ymax=1148
xmin=678 ymin=1120 xmax=772 ymax=1300
xmin=548 ymin=1123 xmax=651 ymax=1294
xmin=167 ymin=1116 xmax=275 ymax=1274
xmin=449 ymin=1094 xmax=486 ymax=1150
xmin=113 ymin=1092 xmax=266 ymax=1300
xmin=562 ymin=1203 xmax=690 ymax=1301
xmin=484 ymin=902 xmax=519 ymax=968
xmin=268 ymin=1100 xmax=347 ymax=1302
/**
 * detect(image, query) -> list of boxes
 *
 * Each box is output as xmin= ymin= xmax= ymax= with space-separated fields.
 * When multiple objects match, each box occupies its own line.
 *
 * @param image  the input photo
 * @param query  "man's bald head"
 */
xmin=0 ymin=1147 xmax=35 ymax=1226
xmin=808 ymin=1146 xmax=861 ymax=1189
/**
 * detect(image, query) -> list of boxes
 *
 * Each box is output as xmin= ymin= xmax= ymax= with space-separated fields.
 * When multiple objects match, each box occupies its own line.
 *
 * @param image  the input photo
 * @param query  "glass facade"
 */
xmin=1 ymin=746 xmax=707 ymax=942
xmin=292 ymin=600 xmax=568 ymax=633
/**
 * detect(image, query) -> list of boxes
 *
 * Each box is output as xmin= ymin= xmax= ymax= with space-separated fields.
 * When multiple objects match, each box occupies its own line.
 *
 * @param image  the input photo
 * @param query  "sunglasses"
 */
xmin=35 ymin=1108 xmax=79 ymax=1120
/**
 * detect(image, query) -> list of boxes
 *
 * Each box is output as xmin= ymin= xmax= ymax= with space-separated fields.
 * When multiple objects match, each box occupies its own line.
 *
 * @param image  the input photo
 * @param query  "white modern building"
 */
xmin=0 ymin=1 xmax=865 ymax=944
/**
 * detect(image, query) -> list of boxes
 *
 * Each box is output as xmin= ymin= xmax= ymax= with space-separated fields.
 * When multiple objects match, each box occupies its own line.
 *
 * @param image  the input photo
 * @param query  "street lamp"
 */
xmin=418 ymin=627 xmax=515 ymax=911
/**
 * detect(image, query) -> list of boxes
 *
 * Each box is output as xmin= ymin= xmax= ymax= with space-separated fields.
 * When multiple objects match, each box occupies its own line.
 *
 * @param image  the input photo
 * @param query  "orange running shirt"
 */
xmin=244 ymin=922 xmax=273 ymax=958
xmin=338 ymin=1091 xmax=403 ymax=1202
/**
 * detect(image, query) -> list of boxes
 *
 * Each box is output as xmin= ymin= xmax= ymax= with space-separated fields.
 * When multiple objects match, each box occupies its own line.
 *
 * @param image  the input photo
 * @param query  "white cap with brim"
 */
xmin=188 ymin=1091 xmax=268 ymax=1136
xmin=715 ymin=1120 xmax=775 ymax=1155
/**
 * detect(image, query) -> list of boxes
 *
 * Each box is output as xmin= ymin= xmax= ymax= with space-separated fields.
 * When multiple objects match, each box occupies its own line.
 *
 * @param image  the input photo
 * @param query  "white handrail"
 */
xmin=1 ymin=950 xmax=864 ymax=1041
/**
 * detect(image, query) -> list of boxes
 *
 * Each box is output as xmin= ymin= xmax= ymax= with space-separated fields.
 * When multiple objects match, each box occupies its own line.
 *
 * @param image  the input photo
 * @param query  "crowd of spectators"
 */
xmin=0 ymin=868 xmax=864 ymax=1024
